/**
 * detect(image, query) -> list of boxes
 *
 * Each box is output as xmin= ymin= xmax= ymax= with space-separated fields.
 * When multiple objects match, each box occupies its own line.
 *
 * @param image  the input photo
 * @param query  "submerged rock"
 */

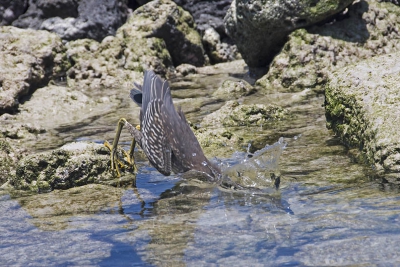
xmin=224 ymin=0 xmax=353 ymax=69
xmin=201 ymin=101 xmax=288 ymax=127
xmin=11 ymin=142 xmax=131 ymax=192
xmin=325 ymin=52 xmax=400 ymax=181
xmin=212 ymin=79 xmax=255 ymax=100
xmin=256 ymin=0 xmax=400 ymax=93
xmin=0 ymin=26 xmax=70 ymax=114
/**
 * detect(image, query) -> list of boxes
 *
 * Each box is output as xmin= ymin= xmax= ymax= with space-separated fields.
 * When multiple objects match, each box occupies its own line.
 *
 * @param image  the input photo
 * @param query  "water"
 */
xmin=1 ymin=63 xmax=400 ymax=266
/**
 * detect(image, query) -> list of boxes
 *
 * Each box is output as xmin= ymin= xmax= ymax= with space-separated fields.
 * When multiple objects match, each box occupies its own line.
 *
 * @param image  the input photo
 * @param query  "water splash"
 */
xmin=221 ymin=137 xmax=288 ymax=188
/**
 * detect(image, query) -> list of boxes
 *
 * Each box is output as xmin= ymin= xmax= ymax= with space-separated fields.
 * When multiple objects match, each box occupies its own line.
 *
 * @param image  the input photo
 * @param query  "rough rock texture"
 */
xmin=66 ymin=0 xmax=205 ymax=89
xmin=0 ymin=139 xmax=18 ymax=186
xmin=0 ymin=0 xmax=28 ymax=26
xmin=201 ymin=101 xmax=288 ymax=127
xmin=224 ymin=0 xmax=354 ymax=69
xmin=11 ymin=0 xmax=129 ymax=41
xmin=325 ymin=52 xmax=400 ymax=181
xmin=10 ymin=142 xmax=131 ymax=192
xmin=172 ymin=0 xmax=239 ymax=63
xmin=256 ymin=0 xmax=400 ymax=93
xmin=203 ymin=27 xmax=239 ymax=63
xmin=0 ymin=26 xmax=70 ymax=114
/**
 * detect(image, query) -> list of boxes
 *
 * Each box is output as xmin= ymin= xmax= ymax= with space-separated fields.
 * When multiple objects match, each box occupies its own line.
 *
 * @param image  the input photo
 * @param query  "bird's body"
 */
xmin=127 ymin=71 xmax=221 ymax=180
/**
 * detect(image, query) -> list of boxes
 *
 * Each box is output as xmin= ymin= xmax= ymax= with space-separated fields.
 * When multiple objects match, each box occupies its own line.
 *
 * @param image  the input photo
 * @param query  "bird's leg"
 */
xmin=104 ymin=118 xmax=139 ymax=177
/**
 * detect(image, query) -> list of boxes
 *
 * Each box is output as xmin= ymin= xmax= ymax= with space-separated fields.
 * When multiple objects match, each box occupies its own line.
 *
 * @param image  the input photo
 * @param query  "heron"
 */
xmin=105 ymin=70 xmax=221 ymax=181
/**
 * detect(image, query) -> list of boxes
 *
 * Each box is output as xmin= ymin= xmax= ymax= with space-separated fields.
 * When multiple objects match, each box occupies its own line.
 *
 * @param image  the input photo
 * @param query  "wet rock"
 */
xmin=325 ymin=52 xmax=400 ymax=181
xmin=225 ymin=0 xmax=354 ymax=69
xmin=212 ymin=80 xmax=255 ymax=100
xmin=201 ymin=101 xmax=288 ymax=127
xmin=256 ymin=0 xmax=400 ymax=93
xmin=0 ymin=26 xmax=70 ymax=114
xmin=195 ymin=100 xmax=288 ymax=158
xmin=0 ymin=0 xmax=28 ymax=26
xmin=10 ymin=142 xmax=129 ymax=192
xmin=12 ymin=0 xmax=129 ymax=41
xmin=194 ymin=127 xmax=243 ymax=158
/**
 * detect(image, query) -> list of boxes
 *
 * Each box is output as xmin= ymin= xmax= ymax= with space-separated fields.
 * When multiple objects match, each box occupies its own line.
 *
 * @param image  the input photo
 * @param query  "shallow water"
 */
xmin=1 ymin=65 xmax=400 ymax=266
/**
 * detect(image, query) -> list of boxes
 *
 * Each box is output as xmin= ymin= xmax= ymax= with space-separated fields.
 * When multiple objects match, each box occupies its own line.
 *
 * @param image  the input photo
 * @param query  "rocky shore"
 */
xmin=1 ymin=0 xmax=400 ymax=191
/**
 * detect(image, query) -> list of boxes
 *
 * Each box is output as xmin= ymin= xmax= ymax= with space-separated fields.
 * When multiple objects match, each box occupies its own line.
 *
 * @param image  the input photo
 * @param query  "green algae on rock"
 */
xmin=11 ymin=142 xmax=133 ymax=192
xmin=0 ymin=139 xmax=18 ymax=187
xmin=325 ymin=52 xmax=400 ymax=181
xmin=225 ymin=0 xmax=354 ymax=69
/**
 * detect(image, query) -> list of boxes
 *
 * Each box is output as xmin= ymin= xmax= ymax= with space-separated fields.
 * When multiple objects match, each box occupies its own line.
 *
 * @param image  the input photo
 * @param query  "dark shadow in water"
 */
xmin=92 ymin=228 xmax=153 ymax=267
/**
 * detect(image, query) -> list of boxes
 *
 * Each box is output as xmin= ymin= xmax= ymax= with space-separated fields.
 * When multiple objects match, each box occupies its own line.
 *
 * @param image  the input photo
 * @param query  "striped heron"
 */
xmin=105 ymin=70 xmax=221 ymax=181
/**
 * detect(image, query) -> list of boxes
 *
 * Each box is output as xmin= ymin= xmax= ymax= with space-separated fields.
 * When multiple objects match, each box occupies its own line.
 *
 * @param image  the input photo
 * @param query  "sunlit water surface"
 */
xmin=1 ymin=66 xmax=400 ymax=266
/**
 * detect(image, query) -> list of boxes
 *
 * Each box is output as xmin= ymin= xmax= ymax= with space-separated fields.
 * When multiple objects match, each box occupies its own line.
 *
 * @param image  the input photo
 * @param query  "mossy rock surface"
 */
xmin=325 ymin=52 xmax=400 ymax=181
xmin=11 ymin=142 xmax=132 ymax=192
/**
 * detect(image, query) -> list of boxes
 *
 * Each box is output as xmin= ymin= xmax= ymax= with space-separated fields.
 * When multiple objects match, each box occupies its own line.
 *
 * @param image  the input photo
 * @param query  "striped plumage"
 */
xmin=129 ymin=70 xmax=221 ymax=180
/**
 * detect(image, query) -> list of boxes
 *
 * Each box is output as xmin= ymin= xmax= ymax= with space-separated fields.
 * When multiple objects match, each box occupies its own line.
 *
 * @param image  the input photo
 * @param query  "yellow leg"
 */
xmin=104 ymin=118 xmax=138 ymax=177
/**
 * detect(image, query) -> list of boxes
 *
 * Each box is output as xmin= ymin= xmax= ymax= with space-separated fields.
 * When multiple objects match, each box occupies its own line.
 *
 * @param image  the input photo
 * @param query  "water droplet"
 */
xmin=192 ymin=153 xmax=197 ymax=157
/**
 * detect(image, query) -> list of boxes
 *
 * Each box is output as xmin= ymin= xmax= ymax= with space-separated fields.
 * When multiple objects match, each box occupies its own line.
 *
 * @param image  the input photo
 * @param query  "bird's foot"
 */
xmin=104 ymin=140 xmax=137 ymax=177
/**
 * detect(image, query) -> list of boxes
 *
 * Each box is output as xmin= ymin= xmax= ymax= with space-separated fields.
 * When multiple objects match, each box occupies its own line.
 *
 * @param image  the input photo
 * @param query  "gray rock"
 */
xmin=224 ymin=0 xmax=354 ymax=69
xmin=12 ymin=0 xmax=129 ymax=41
xmin=256 ymin=0 xmax=400 ymax=93
xmin=203 ymin=27 xmax=239 ymax=63
xmin=0 ymin=26 xmax=70 ymax=114
xmin=134 ymin=0 xmax=207 ymax=67
xmin=176 ymin=64 xmax=197 ymax=76
xmin=171 ymin=0 xmax=239 ymax=63
xmin=325 ymin=52 xmax=400 ymax=181
xmin=173 ymin=0 xmax=232 ymax=36
xmin=0 ymin=0 xmax=28 ymax=26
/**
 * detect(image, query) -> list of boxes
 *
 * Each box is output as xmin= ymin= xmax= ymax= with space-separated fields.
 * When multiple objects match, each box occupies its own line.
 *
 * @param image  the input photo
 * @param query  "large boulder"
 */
xmin=0 ymin=26 xmax=70 ymax=114
xmin=11 ymin=0 xmax=129 ymax=41
xmin=325 ymin=52 xmax=400 ymax=181
xmin=131 ymin=0 xmax=207 ymax=67
xmin=224 ymin=0 xmax=354 ymax=69
xmin=256 ymin=0 xmax=400 ymax=93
